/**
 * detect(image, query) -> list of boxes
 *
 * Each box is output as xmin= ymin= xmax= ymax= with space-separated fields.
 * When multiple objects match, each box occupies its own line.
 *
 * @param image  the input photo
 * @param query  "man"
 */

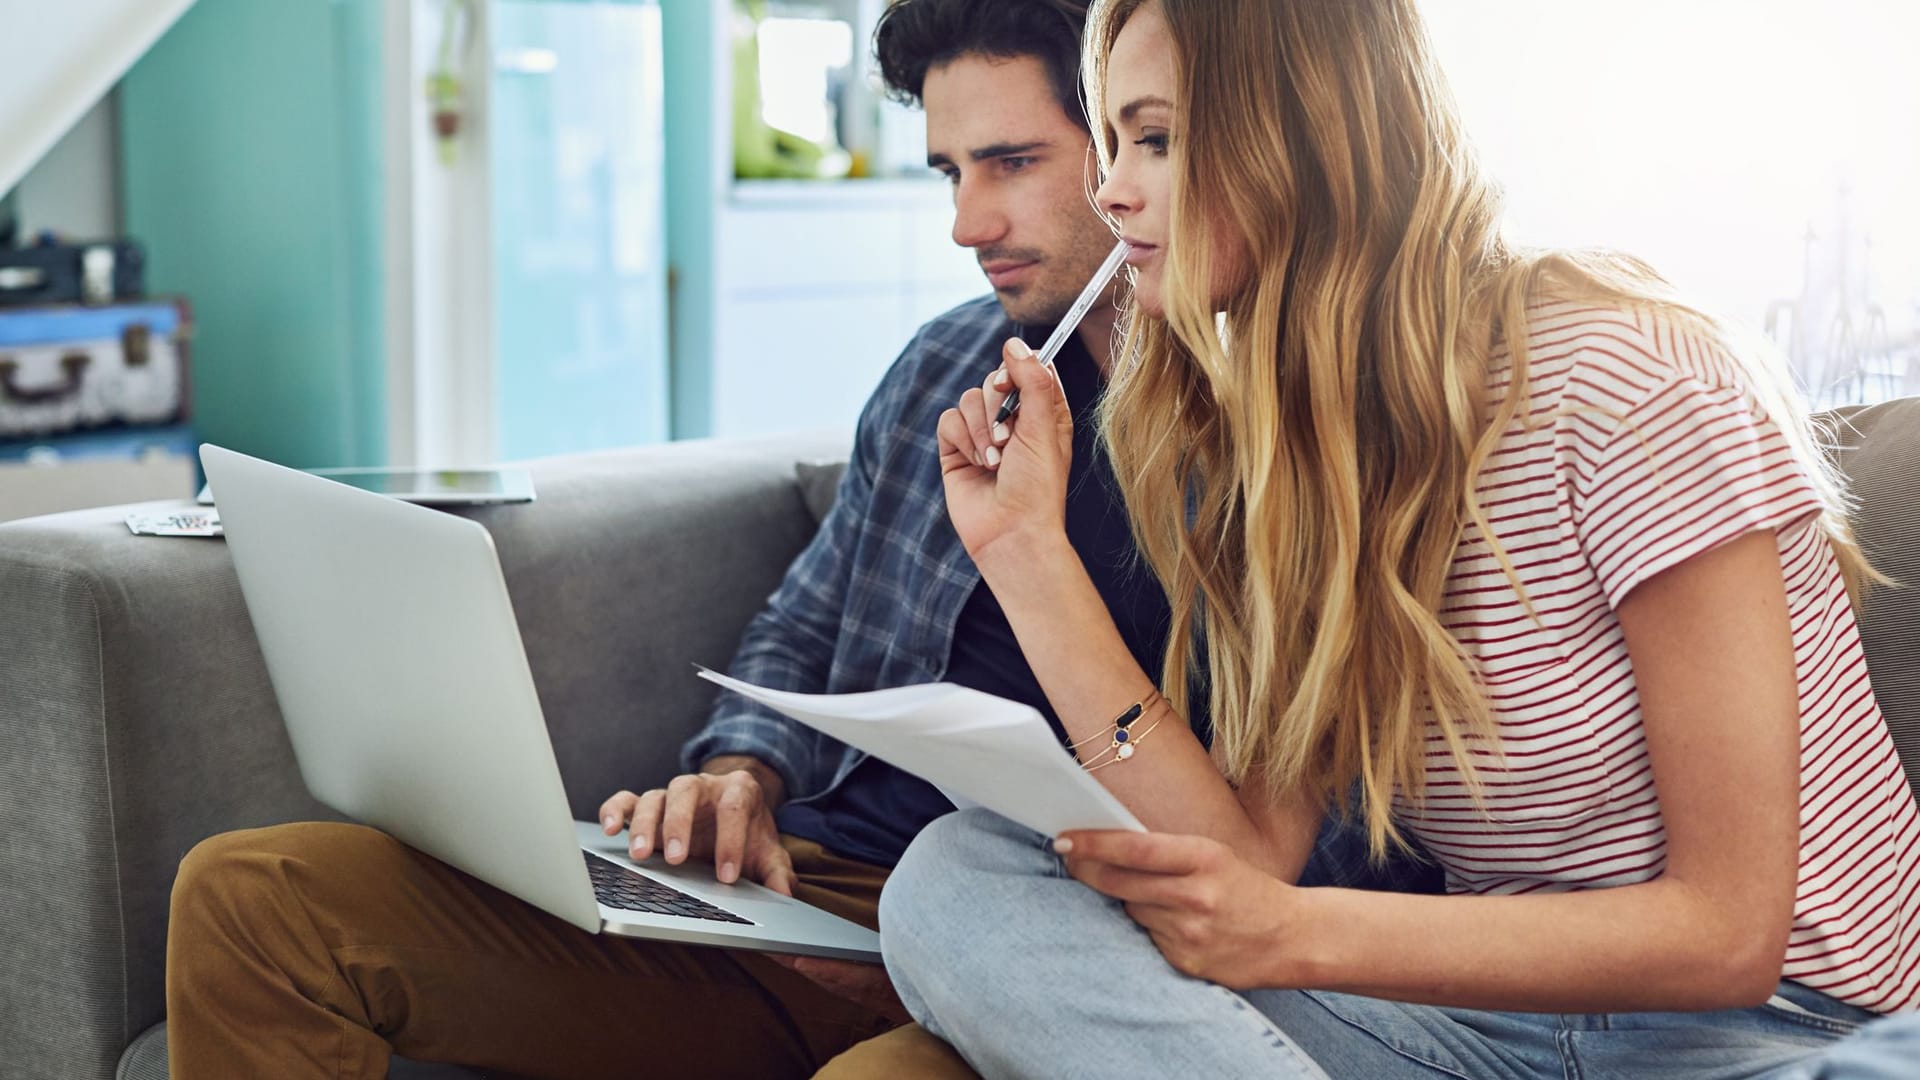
xmin=167 ymin=3 xmax=1149 ymax=1077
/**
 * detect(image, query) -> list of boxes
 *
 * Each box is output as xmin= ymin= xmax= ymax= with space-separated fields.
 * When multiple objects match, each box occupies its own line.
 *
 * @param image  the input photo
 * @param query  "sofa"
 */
xmin=1 ymin=430 xmax=850 ymax=1079
xmin=2 ymin=401 xmax=1916 ymax=1080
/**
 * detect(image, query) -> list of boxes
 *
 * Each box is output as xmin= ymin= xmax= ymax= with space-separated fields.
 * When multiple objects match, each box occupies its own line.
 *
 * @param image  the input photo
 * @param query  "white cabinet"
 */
xmin=709 ymin=182 xmax=982 ymax=438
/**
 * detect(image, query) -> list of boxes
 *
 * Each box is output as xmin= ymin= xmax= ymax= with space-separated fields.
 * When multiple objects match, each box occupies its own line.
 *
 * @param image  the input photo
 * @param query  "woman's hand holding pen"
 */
xmin=936 ymin=337 xmax=1074 ymax=565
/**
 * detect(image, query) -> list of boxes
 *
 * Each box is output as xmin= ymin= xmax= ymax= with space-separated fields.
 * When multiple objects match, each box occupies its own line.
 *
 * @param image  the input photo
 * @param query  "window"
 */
xmin=1425 ymin=0 xmax=1919 ymax=407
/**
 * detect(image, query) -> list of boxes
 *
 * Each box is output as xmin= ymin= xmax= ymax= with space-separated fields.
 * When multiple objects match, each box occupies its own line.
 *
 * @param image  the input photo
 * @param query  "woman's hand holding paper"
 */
xmin=1053 ymin=829 xmax=1307 ymax=991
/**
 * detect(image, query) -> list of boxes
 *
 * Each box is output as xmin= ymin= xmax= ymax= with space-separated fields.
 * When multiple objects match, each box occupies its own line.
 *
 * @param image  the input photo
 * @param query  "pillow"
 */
xmin=1823 ymin=395 xmax=1920 ymax=801
xmin=794 ymin=460 xmax=848 ymax=527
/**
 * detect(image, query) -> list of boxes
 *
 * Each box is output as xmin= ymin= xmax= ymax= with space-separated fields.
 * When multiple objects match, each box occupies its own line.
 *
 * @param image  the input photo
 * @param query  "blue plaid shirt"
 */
xmin=679 ymin=295 xmax=1016 ymax=803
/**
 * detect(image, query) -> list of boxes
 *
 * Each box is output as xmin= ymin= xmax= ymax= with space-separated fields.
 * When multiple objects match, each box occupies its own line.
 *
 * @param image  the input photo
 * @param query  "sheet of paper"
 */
xmin=696 ymin=667 xmax=1144 ymax=835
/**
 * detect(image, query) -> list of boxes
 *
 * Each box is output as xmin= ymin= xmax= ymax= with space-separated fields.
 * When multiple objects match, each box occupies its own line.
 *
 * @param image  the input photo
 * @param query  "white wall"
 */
xmin=0 ymin=0 xmax=195 ymax=197
xmin=9 ymin=96 xmax=121 ymax=239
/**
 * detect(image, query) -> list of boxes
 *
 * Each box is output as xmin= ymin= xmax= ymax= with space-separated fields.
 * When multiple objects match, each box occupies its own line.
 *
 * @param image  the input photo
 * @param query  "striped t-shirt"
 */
xmin=1396 ymin=300 xmax=1920 ymax=1014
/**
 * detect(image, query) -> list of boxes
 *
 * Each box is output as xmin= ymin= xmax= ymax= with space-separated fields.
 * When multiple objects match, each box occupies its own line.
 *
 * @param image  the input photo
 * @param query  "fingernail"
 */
xmin=1011 ymin=340 xmax=1033 ymax=359
xmin=602 ymin=815 xmax=617 ymax=831
xmin=633 ymin=833 xmax=648 ymax=853
xmin=666 ymin=838 xmax=684 ymax=861
xmin=985 ymin=445 xmax=1001 ymax=467
xmin=992 ymin=422 xmax=1009 ymax=443
xmin=720 ymin=861 xmax=738 ymax=882
xmin=1052 ymin=837 xmax=1074 ymax=854
xmin=993 ymin=369 xmax=1010 ymax=390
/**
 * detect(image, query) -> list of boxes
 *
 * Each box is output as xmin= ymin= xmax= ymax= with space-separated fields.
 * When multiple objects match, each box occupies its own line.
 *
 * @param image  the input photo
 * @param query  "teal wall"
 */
xmin=120 ymin=0 xmax=386 ymax=468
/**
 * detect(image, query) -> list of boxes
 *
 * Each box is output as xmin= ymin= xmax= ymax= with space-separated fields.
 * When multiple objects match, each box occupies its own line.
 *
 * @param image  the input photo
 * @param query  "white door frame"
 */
xmin=384 ymin=0 xmax=497 ymax=468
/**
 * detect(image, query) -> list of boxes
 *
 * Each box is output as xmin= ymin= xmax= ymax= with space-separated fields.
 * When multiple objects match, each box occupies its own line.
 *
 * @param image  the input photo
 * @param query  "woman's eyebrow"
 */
xmin=1114 ymin=95 xmax=1174 ymax=124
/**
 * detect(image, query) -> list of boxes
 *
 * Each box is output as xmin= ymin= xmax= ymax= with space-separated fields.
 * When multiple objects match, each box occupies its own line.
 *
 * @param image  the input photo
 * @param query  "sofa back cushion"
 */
xmin=1823 ymin=396 xmax=1920 ymax=800
xmin=795 ymin=460 xmax=847 ymax=525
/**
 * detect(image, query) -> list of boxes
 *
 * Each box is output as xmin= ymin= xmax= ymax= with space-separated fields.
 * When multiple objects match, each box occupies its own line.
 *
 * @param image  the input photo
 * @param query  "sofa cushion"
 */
xmin=796 ymin=460 xmax=848 ymax=526
xmin=1824 ymin=396 xmax=1920 ymax=800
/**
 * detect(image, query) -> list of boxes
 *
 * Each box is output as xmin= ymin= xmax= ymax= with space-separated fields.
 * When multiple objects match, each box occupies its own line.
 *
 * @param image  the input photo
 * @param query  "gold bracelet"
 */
xmin=1065 ymin=700 xmax=1144 ymax=758
xmin=1081 ymin=715 xmax=1163 ymax=772
xmin=1071 ymin=695 xmax=1162 ymax=771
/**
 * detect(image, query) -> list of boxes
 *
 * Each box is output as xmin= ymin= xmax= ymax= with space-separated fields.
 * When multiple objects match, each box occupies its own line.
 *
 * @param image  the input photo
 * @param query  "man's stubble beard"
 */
xmin=992 ymin=210 xmax=1116 ymax=328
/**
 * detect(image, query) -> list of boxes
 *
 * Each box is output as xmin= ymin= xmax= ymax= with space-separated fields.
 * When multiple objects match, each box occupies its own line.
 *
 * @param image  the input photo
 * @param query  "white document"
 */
xmin=696 ymin=668 xmax=1145 ymax=835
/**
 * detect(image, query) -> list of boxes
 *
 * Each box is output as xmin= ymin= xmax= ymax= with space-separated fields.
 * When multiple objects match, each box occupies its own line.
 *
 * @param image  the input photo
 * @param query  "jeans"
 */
xmin=880 ymin=808 xmax=1920 ymax=1080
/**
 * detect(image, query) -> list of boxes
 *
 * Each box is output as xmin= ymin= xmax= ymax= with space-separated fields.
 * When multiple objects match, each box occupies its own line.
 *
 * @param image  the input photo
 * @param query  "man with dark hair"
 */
xmin=875 ymin=0 xmax=1091 ymax=127
xmin=165 ymin=1 xmax=1433 ymax=1075
xmin=165 ymin=2 xmax=1113 ymax=1077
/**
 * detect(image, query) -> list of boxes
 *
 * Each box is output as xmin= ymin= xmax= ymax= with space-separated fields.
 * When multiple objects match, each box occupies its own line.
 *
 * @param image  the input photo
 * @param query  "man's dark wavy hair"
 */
xmin=873 ymin=0 xmax=1091 ymax=132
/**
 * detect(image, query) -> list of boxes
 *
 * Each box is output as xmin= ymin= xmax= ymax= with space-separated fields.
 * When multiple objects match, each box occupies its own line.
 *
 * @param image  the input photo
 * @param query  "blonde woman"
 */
xmin=876 ymin=0 xmax=1920 ymax=1075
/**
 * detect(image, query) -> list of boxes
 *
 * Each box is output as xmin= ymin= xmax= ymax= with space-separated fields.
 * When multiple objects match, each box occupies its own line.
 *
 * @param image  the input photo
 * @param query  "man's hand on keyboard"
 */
xmin=598 ymin=759 xmax=795 ymax=894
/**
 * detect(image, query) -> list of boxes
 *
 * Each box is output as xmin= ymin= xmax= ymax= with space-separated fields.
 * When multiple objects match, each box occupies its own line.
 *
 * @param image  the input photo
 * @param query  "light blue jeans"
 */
xmin=880 ymin=808 xmax=1920 ymax=1080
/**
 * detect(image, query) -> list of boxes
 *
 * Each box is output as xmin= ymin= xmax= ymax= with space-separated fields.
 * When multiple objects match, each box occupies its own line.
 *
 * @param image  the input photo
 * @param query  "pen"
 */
xmin=993 ymin=239 xmax=1131 ymax=425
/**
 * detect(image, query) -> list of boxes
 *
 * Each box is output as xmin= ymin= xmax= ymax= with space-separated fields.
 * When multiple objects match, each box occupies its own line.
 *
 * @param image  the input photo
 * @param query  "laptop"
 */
xmin=196 ymin=465 xmax=536 ymax=507
xmin=199 ymin=444 xmax=881 ymax=963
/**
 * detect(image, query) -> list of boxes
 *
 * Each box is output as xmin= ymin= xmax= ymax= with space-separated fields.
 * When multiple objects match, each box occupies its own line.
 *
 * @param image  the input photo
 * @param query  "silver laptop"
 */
xmin=200 ymin=444 xmax=881 ymax=962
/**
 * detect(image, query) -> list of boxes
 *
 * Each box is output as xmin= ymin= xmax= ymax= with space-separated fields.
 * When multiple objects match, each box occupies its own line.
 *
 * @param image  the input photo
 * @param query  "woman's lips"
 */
xmin=1122 ymin=243 xmax=1160 ymax=267
xmin=982 ymin=260 xmax=1038 ymax=289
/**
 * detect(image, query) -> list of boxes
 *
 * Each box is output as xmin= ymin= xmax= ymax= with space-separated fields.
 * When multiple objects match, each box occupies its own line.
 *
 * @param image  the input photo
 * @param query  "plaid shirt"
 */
xmin=679 ymin=295 xmax=1015 ymax=804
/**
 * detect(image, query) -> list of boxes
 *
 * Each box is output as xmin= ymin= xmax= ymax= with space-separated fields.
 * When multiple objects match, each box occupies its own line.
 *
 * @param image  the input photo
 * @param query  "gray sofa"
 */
xmin=0 ymin=430 xmax=849 ymax=1080
xmin=2 ymin=401 xmax=1916 ymax=1080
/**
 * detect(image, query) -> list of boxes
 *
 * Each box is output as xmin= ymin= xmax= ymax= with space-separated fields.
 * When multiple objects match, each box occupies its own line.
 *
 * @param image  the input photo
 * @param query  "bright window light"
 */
xmin=757 ymin=16 xmax=854 ymax=146
xmin=1424 ymin=0 xmax=1920 ymax=404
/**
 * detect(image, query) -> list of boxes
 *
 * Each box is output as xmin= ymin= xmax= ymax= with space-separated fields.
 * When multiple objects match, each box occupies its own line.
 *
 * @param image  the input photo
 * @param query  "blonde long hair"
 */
xmin=1085 ymin=0 xmax=1874 ymax=856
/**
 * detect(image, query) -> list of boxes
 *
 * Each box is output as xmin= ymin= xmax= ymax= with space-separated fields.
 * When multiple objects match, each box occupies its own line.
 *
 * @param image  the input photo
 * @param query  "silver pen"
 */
xmin=994 ymin=239 xmax=1131 ymax=424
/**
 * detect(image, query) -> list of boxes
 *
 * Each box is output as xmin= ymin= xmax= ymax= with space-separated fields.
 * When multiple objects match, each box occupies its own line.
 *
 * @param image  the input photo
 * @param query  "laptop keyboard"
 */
xmin=583 ymin=852 xmax=755 ymax=925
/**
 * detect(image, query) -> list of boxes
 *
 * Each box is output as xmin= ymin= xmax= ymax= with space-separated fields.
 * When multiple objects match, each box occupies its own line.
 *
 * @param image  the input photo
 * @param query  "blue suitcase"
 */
xmin=0 ymin=300 xmax=191 ymax=440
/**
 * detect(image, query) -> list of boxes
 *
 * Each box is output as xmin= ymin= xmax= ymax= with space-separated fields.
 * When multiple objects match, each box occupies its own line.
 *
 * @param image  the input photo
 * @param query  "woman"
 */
xmin=879 ymin=0 xmax=1920 ymax=1076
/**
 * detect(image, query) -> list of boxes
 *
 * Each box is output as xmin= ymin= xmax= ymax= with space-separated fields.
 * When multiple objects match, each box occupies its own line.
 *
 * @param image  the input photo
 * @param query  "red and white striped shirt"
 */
xmin=1398 ymin=300 xmax=1920 ymax=1013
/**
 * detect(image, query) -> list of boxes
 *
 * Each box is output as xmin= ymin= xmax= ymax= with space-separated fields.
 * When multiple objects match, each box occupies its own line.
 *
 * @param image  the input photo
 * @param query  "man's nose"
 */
xmin=951 ymin=181 xmax=1011 ymax=250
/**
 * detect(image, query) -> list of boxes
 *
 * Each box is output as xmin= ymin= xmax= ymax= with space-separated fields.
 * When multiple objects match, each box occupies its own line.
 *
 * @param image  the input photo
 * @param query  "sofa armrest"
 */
xmin=0 ymin=429 xmax=846 ymax=1079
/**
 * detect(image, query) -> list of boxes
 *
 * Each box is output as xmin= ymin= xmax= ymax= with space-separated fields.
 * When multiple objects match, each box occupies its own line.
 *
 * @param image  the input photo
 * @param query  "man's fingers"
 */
xmin=756 ymin=846 xmax=797 ymax=897
xmin=710 ymin=774 xmax=759 ymax=883
xmin=598 ymin=790 xmax=638 ymax=835
xmin=628 ymin=788 xmax=668 ymax=858
xmin=658 ymin=774 xmax=705 ymax=864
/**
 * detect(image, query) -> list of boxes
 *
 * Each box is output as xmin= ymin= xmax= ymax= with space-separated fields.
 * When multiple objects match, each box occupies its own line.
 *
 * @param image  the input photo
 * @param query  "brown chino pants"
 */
xmin=166 ymin=822 xmax=977 ymax=1079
